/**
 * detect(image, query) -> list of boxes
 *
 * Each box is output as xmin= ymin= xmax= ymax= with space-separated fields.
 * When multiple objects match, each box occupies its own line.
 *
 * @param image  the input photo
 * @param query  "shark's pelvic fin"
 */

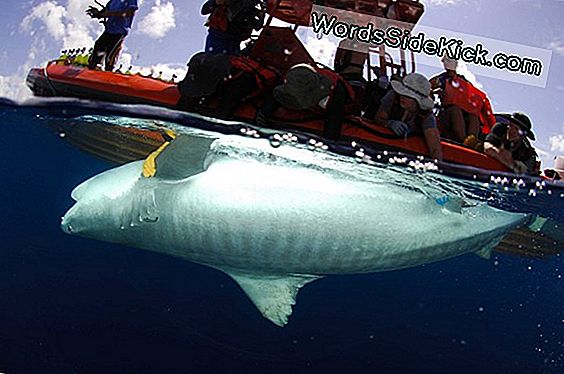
xmin=474 ymin=245 xmax=493 ymax=260
xmin=145 ymin=134 xmax=217 ymax=180
xmin=227 ymin=272 xmax=322 ymax=327
xmin=474 ymin=235 xmax=506 ymax=260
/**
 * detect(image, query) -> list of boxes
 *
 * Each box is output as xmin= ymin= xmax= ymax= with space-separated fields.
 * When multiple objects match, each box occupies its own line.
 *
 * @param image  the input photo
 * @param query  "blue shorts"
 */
xmin=204 ymin=28 xmax=241 ymax=55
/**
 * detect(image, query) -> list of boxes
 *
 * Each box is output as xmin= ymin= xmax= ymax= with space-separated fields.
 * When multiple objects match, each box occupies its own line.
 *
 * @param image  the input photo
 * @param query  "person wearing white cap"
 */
xmin=430 ymin=56 xmax=481 ymax=146
xmin=374 ymin=73 xmax=443 ymax=161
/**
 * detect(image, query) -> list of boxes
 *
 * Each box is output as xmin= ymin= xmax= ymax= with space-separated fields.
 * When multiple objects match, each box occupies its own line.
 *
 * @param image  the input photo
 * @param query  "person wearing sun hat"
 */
xmin=256 ymin=63 xmax=356 ymax=140
xmin=484 ymin=112 xmax=540 ymax=175
xmin=374 ymin=72 xmax=443 ymax=161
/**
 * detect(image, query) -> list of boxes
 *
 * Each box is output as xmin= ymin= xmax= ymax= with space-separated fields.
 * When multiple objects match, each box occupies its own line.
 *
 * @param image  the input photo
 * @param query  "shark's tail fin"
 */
xmin=494 ymin=216 xmax=562 ymax=259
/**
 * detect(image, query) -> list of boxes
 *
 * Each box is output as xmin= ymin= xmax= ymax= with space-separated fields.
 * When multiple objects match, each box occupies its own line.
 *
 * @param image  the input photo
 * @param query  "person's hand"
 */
xmin=511 ymin=160 xmax=528 ymax=174
xmin=86 ymin=6 xmax=103 ymax=18
xmin=388 ymin=120 xmax=410 ymax=136
xmin=254 ymin=110 xmax=268 ymax=127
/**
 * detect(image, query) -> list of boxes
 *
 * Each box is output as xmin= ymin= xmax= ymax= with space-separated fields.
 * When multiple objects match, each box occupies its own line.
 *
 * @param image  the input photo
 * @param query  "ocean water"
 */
xmin=1 ymin=98 xmax=563 ymax=373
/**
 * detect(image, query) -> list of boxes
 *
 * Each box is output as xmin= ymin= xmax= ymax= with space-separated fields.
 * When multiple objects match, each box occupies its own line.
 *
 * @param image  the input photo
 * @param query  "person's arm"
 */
xmin=483 ymin=142 xmax=516 ymax=169
xmin=423 ymin=127 xmax=443 ymax=161
xmin=374 ymin=91 xmax=411 ymax=136
xmin=88 ymin=1 xmax=137 ymax=19
xmin=374 ymin=91 xmax=394 ymax=127
xmin=374 ymin=106 xmax=389 ymax=127
xmin=99 ymin=8 xmax=136 ymax=17
xmin=429 ymin=74 xmax=442 ymax=90
xmin=482 ymin=123 xmax=523 ymax=170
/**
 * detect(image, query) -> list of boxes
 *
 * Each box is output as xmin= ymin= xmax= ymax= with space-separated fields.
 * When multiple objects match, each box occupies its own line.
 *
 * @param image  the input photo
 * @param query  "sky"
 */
xmin=0 ymin=0 xmax=562 ymax=167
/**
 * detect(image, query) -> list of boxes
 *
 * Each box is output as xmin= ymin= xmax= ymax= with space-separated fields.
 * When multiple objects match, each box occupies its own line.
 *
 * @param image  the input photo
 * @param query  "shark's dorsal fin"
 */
xmin=226 ymin=272 xmax=322 ymax=327
xmin=145 ymin=135 xmax=217 ymax=180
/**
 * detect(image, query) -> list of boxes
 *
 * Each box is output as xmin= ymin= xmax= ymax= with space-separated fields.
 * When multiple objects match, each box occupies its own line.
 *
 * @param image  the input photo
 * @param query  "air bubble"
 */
xmin=307 ymin=139 xmax=316 ymax=150
xmin=269 ymin=134 xmax=282 ymax=148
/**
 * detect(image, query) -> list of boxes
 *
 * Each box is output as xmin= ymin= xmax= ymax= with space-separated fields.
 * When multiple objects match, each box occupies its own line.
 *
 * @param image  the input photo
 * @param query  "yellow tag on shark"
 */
xmin=142 ymin=129 xmax=177 ymax=178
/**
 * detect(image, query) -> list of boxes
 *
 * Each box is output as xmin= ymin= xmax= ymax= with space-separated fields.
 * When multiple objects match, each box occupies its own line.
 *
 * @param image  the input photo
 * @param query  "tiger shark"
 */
xmin=61 ymin=133 xmax=529 ymax=326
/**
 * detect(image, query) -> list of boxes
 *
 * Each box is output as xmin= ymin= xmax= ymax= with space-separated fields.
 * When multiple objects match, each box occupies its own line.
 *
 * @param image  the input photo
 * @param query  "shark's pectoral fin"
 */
xmin=226 ymin=272 xmax=322 ymax=327
xmin=144 ymin=134 xmax=217 ymax=180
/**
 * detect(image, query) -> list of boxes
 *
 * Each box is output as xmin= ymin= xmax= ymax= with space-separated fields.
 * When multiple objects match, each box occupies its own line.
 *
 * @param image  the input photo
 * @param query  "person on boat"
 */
xmin=543 ymin=156 xmax=564 ymax=181
xmin=362 ymin=73 xmax=398 ymax=120
xmin=86 ymin=0 xmax=138 ymax=71
xmin=255 ymin=63 xmax=356 ymax=141
xmin=176 ymin=52 xmax=279 ymax=118
xmin=430 ymin=56 xmax=496 ymax=148
xmin=201 ymin=0 xmax=265 ymax=55
xmin=373 ymin=73 xmax=443 ymax=161
xmin=483 ymin=112 xmax=540 ymax=175
xmin=334 ymin=40 xmax=369 ymax=112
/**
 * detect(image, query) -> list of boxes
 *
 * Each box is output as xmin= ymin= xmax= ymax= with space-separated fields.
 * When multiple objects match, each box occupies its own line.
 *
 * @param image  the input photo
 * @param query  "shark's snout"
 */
xmin=61 ymin=214 xmax=75 ymax=235
xmin=62 ymin=221 xmax=73 ymax=234
xmin=60 ymin=203 xmax=84 ymax=235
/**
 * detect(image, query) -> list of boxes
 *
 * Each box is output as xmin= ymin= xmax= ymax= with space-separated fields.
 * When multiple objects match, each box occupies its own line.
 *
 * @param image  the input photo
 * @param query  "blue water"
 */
xmin=1 ymin=98 xmax=563 ymax=373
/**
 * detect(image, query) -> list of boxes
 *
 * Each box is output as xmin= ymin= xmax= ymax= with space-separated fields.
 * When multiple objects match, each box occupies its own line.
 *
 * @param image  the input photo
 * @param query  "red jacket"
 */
xmin=443 ymin=76 xmax=495 ymax=134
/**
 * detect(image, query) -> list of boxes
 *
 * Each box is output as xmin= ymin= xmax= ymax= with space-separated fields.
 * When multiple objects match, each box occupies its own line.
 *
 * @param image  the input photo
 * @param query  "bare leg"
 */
xmin=465 ymin=113 xmax=480 ymax=137
xmin=439 ymin=105 xmax=466 ymax=142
